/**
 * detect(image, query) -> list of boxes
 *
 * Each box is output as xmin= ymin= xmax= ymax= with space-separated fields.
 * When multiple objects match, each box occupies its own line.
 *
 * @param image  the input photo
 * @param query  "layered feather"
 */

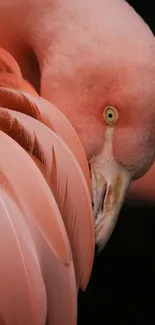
xmin=0 ymin=50 xmax=89 ymax=185
xmin=0 ymin=87 xmax=91 ymax=190
xmin=0 ymin=107 xmax=94 ymax=289
xmin=0 ymin=47 xmax=94 ymax=324
xmin=0 ymin=47 xmax=38 ymax=96
xmin=0 ymin=132 xmax=77 ymax=325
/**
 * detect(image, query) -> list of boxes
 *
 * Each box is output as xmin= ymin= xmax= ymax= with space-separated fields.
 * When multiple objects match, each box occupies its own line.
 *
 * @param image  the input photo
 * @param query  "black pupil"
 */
xmin=108 ymin=113 xmax=113 ymax=119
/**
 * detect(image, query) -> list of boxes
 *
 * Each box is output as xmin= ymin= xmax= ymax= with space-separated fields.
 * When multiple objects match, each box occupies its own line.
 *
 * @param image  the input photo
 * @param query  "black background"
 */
xmin=78 ymin=1 xmax=155 ymax=324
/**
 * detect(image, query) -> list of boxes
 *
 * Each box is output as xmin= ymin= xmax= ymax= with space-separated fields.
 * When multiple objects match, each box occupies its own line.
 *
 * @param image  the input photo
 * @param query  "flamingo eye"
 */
xmin=103 ymin=106 xmax=118 ymax=125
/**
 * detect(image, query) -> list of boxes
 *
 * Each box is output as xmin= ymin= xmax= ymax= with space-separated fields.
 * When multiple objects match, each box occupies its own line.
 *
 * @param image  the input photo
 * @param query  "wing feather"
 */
xmin=0 ymin=87 xmax=91 ymax=190
xmin=0 ymin=47 xmax=90 ymax=190
xmin=34 ymin=225 xmax=77 ymax=325
xmin=0 ymin=131 xmax=71 ymax=264
xmin=0 ymin=170 xmax=77 ymax=325
xmin=0 ymin=108 xmax=94 ymax=289
xmin=0 ymin=47 xmax=92 ymax=324
xmin=0 ymin=189 xmax=47 ymax=325
xmin=0 ymin=47 xmax=38 ymax=97
xmin=0 ymin=47 xmax=21 ymax=78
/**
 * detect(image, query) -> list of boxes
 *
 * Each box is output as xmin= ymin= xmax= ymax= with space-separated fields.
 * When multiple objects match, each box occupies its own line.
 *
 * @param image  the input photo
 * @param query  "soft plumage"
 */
xmin=0 ymin=0 xmax=155 ymax=247
xmin=0 ymin=47 xmax=94 ymax=324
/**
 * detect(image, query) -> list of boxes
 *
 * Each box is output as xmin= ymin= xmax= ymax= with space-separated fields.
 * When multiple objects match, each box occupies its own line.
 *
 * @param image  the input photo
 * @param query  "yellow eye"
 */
xmin=103 ymin=106 xmax=118 ymax=125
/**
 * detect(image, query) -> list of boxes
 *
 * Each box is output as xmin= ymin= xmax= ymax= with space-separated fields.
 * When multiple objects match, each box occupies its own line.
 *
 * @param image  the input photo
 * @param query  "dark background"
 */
xmin=78 ymin=1 xmax=155 ymax=324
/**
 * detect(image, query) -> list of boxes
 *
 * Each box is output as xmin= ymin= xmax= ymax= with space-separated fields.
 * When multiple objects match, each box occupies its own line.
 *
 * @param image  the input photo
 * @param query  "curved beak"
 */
xmin=90 ymin=150 xmax=132 ymax=249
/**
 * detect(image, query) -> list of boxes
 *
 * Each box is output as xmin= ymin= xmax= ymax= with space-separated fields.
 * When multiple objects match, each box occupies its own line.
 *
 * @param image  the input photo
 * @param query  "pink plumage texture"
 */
xmin=1 ymin=0 xmax=155 ymax=323
xmin=0 ymin=47 xmax=94 ymax=324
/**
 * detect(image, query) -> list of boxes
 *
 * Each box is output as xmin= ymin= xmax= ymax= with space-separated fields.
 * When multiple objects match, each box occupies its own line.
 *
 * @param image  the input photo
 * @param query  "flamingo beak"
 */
xmin=90 ymin=155 xmax=132 ymax=249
